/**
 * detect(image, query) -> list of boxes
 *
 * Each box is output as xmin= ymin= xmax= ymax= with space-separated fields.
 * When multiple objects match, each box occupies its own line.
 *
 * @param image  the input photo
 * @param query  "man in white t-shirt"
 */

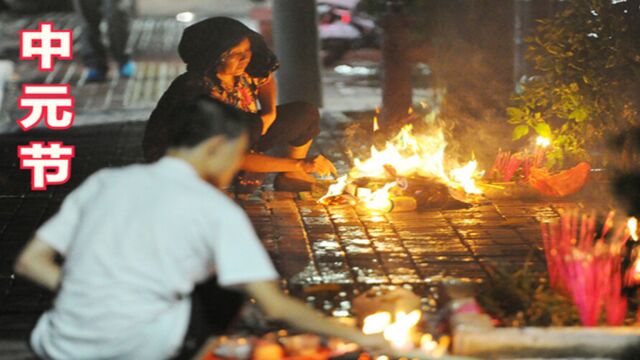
xmin=14 ymin=97 xmax=390 ymax=359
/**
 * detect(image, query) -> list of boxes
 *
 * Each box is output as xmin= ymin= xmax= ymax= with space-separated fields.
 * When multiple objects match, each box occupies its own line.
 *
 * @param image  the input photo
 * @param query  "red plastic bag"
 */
xmin=529 ymin=162 xmax=591 ymax=197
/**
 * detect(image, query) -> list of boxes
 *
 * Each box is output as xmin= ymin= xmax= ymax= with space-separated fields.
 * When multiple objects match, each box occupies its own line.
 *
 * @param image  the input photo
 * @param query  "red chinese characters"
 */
xmin=17 ymin=22 xmax=75 ymax=191
xmin=17 ymin=84 xmax=75 ymax=131
xmin=18 ymin=142 xmax=75 ymax=190
xmin=20 ymin=22 xmax=73 ymax=71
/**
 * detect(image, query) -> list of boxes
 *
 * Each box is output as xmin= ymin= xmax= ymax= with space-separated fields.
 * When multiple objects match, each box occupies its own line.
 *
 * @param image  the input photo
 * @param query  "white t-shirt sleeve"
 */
xmin=211 ymin=206 xmax=279 ymax=287
xmin=35 ymin=173 xmax=101 ymax=255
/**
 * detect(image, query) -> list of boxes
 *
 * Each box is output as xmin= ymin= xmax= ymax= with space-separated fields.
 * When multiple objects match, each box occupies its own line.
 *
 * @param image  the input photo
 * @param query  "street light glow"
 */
xmin=176 ymin=12 xmax=195 ymax=23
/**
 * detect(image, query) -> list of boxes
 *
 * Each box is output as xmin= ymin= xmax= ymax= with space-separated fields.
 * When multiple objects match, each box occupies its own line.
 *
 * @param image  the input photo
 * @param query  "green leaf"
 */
xmin=534 ymin=122 xmax=552 ymax=138
xmin=507 ymin=107 xmax=523 ymax=118
xmin=513 ymin=125 xmax=530 ymax=140
xmin=574 ymin=108 xmax=588 ymax=122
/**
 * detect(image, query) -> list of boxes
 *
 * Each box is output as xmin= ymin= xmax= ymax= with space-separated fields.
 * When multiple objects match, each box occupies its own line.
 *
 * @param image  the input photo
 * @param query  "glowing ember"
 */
xmin=536 ymin=136 xmax=551 ymax=148
xmin=351 ymin=125 xmax=483 ymax=195
xmin=628 ymin=217 xmax=638 ymax=241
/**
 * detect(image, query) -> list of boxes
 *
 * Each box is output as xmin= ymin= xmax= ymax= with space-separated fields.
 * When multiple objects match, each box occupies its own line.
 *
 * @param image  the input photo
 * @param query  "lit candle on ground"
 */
xmin=533 ymin=136 xmax=551 ymax=168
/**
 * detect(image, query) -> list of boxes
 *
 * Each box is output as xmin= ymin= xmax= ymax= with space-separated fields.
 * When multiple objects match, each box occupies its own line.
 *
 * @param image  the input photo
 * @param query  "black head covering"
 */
xmin=178 ymin=17 xmax=279 ymax=79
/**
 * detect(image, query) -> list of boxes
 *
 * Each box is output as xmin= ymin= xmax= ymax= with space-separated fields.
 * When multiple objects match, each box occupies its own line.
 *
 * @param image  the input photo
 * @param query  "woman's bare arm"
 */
xmin=241 ymin=153 xmax=303 ymax=173
xmin=257 ymin=75 xmax=277 ymax=115
xmin=242 ymin=153 xmax=337 ymax=176
xmin=257 ymin=75 xmax=277 ymax=134
xmin=14 ymin=237 xmax=62 ymax=292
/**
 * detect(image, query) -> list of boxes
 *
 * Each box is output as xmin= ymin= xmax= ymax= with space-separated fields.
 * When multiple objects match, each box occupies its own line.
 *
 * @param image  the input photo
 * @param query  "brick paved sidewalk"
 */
xmin=0 ymin=119 xmax=583 ymax=345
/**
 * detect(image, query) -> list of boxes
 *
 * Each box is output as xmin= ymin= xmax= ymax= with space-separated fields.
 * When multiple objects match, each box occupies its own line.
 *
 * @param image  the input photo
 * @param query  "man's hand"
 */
xmin=301 ymin=155 xmax=337 ymax=177
xmin=260 ymin=111 xmax=277 ymax=135
xmin=243 ymin=281 xmax=394 ymax=353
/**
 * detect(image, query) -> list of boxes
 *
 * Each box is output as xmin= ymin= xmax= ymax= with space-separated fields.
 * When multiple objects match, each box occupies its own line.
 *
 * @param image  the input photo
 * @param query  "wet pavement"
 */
xmin=0 ymin=9 xmax=587 ymax=358
xmin=0 ymin=119 xmax=574 ymax=343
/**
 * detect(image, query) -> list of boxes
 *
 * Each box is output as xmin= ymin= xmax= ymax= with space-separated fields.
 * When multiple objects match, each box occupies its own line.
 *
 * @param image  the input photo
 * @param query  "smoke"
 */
xmin=610 ymin=128 xmax=640 ymax=217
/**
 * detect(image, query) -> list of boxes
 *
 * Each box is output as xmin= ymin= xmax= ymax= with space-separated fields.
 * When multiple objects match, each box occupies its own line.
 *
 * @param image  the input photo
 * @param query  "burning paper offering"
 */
xmin=320 ymin=124 xmax=485 ymax=212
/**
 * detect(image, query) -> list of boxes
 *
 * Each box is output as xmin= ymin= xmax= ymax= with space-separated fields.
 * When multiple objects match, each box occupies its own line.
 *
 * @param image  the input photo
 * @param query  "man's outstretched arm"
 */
xmin=14 ymin=237 xmax=61 ymax=292
xmin=242 ymin=280 xmax=389 ymax=351
xmin=244 ymin=280 xmax=476 ymax=360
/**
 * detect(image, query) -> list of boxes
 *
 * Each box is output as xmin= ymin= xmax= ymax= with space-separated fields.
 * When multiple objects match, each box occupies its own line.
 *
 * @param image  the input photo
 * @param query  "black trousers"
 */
xmin=249 ymin=101 xmax=321 ymax=153
xmin=143 ymin=100 xmax=320 ymax=163
xmin=72 ymin=0 xmax=133 ymax=70
xmin=173 ymin=277 xmax=246 ymax=360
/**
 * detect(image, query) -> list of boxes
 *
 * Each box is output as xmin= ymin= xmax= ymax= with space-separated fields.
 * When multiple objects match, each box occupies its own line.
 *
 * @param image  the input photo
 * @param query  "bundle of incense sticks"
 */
xmin=606 ymin=262 xmax=627 ymax=325
xmin=541 ymin=210 xmax=631 ymax=326
xmin=522 ymin=156 xmax=532 ymax=181
xmin=491 ymin=150 xmax=526 ymax=182
xmin=533 ymin=145 xmax=547 ymax=168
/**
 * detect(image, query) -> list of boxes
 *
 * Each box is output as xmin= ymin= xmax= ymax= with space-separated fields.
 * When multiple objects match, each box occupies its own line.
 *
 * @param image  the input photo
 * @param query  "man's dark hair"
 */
xmin=169 ymin=96 xmax=254 ymax=149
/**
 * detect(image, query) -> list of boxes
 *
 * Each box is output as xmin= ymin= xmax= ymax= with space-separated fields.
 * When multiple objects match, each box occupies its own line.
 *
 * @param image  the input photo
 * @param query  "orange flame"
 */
xmin=318 ymin=176 xmax=348 ymax=204
xmin=352 ymin=125 xmax=484 ymax=195
xmin=362 ymin=310 xmax=421 ymax=351
xmin=362 ymin=310 xmax=446 ymax=355
xmin=628 ymin=254 xmax=640 ymax=285
xmin=362 ymin=312 xmax=391 ymax=334
xmin=629 ymin=217 xmax=638 ymax=241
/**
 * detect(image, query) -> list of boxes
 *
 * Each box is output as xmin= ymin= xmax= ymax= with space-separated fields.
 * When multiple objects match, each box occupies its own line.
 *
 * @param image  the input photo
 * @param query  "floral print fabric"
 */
xmin=206 ymin=73 xmax=270 ymax=113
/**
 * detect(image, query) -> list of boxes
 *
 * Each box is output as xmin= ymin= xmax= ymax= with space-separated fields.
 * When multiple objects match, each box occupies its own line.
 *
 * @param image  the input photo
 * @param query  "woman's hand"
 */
xmin=260 ymin=111 xmax=277 ymax=135
xmin=300 ymin=155 xmax=338 ymax=177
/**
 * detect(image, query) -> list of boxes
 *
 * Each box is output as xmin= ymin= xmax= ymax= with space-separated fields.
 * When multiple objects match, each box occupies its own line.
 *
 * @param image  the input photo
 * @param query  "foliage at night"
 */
xmin=477 ymin=262 xmax=581 ymax=327
xmin=508 ymin=0 xmax=640 ymax=167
